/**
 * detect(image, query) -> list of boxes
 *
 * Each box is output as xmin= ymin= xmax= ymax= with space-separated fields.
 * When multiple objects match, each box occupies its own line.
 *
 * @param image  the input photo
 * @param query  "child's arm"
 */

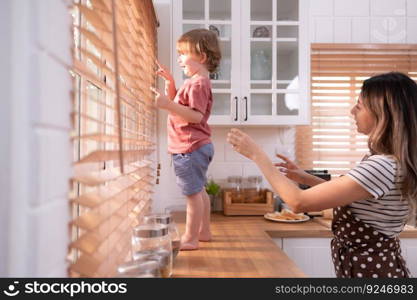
xmin=156 ymin=61 xmax=177 ymax=100
xmin=150 ymin=87 xmax=204 ymax=123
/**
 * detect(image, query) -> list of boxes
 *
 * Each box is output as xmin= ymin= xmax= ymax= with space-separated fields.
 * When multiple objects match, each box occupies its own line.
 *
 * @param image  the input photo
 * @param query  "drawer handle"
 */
xmin=243 ymin=96 xmax=248 ymax=121
xmin=234 ymin=96 xmax=238 ymax=121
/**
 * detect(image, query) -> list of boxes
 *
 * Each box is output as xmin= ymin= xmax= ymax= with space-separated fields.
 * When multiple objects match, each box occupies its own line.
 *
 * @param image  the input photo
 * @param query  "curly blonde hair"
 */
xmin=177 ymin=29 xmax=221 ymax=73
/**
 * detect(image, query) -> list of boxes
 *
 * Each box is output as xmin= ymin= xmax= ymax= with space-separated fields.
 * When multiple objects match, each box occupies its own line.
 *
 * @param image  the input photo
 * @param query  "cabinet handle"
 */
xmin=243 ymin=96 xmax=248 ymax=121
xmin=234 ymin=96 xmax=238 ymax=121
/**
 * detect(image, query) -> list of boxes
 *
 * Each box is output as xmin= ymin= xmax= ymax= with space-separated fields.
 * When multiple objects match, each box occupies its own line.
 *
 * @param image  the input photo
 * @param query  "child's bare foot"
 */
xmin=198 ymin=231 xmax=212 ymax=242
xmin=180 ymin=235 xmax=199 ymax=251
xmin=180 ymin=242 xmax=199 ymax=251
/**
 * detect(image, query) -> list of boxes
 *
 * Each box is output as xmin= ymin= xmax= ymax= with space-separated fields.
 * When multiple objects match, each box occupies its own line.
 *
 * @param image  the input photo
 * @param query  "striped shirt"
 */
xmin=346 ymin=154 xmax=409 ymax=237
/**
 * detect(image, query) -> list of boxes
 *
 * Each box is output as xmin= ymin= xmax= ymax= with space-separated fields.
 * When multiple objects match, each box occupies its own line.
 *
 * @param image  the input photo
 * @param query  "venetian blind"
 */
xmin=296 ymin=44 xmax=417 ymax=176
xmin=69 ymin=0 xmax=158 ymax=277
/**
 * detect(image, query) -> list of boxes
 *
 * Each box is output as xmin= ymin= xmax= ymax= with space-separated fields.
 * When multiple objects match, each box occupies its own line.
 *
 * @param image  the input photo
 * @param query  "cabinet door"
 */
xmin=240 ymin=0 xmax=309 ymax=125
xmin=172 ymin=0 xmax=309 ymax=126
xmin=400 ymin=239 xmax=417 ymax=277
xmin=282 ymin=238 xmax=336 ymax=277
xmin=173 ymin=0 xmax=241 ymax=125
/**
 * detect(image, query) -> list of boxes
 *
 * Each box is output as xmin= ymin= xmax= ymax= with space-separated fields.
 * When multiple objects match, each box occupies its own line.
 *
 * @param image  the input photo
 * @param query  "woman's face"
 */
xmin=351 ymin=95 xmax=376 ymax=135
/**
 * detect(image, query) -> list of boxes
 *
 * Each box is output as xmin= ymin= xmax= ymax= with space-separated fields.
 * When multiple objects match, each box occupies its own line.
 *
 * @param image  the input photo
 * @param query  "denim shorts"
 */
xmin=172 ymin=143 xmax=214 ymax=196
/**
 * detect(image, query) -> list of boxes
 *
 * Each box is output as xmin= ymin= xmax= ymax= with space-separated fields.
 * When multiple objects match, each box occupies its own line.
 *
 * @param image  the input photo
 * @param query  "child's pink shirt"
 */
xmin=167 ymin=75 xmax=212 ymax=154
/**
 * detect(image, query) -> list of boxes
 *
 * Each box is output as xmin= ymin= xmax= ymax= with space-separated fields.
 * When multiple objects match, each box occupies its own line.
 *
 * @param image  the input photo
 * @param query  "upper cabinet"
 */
xmin=172 ymin=0 xmax=310 ymax=125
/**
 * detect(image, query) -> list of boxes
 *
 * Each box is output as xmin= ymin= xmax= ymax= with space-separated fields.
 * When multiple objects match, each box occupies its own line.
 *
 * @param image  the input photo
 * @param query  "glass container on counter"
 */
xmin=143 ymin=213 xmax=181 ymax=258
xmin=227 ymin=176 xmax=243 ymax=192
xmin=117 ymin=259 xmax=161 ymax=278
xmin=132 ymin=224 xmax=173 ymax=278
xmin=248 ymin=175 xmax=263 ymax=192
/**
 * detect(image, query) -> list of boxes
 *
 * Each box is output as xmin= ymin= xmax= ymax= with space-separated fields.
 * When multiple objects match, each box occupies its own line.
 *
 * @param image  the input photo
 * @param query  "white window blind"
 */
xmin=296 ymin=44 xmax=417 ymax=176
xmin=69 ymin=0 xmax=158 ymax=277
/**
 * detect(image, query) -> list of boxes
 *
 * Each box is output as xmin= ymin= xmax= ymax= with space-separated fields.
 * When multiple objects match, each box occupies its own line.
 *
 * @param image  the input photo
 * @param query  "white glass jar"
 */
xmin=143 ymin=213 xmax=181 ymax=258
xmin=132 ymin=224 xmax=173 ymax=278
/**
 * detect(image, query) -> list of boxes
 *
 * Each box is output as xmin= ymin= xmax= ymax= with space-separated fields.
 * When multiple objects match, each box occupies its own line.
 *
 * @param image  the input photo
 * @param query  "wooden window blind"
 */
xmin=69 ymin=0 xmax=158 ymax=277
xmin=296 ymin=44 xmax=417 ymax=176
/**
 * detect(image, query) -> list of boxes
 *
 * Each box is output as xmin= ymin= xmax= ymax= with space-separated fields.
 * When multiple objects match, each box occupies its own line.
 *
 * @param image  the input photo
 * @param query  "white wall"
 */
xmin=0 ymin=0 xmax=72 ymax=277
xmin=152 ymin=0 xmax=417 ymax=213
xmin=311 ymin=0 xmax=417 ymax=43
xmin=0 ymin=0 xmax=12 ymax=276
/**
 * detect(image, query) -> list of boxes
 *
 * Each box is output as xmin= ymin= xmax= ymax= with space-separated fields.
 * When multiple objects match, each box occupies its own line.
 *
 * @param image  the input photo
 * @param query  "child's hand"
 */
xmin=156 ymin=60 xmax=174 ymax=82
xmin=150 ymin=86 xmax=171 ymax=109
xmin=156 ymin=60 xmax=177 ymax=100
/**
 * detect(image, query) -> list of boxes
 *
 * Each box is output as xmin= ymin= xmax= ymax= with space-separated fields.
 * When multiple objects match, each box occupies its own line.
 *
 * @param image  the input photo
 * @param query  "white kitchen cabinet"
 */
xmin=280 ymin=238 xmax=336 ymax=277
xmin=172 ymin=0 xmax=310 ymax=125
xmin=273 ymin=237 xmax=417 ymax=278
xmin=400 ymin=238 xmax=417 ymax=277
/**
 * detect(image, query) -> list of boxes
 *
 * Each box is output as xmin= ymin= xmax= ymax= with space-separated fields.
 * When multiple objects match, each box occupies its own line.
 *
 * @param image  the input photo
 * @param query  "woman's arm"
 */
xmin=274 ymin=153 xmax=327 ymax=187
xmin=227 ymin=129 xmax=372 ymax=213
xmin=255 ymin=151 xmax=371 ymax=212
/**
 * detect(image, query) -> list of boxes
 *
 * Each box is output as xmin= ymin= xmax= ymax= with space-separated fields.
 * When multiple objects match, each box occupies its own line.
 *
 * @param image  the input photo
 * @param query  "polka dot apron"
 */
xmin=331 ymin=205 xmax=410 ymax=278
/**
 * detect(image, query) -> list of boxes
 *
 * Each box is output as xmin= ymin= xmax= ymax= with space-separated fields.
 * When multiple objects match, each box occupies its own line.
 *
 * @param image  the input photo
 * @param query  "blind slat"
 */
xmin=71 ymin=175 xmax=153 ymax=210
xmin=77 ymin=26 xmax=113 ymax=54
xmin=73 ymin=161 xmax=154 ymax=186
xmin=90 ymin=0 xmax=112 ymax=14
xmin=75 ymin=3 xmax=111 ymax=32
xmin=70 ymin=254 xmax=103 ymax=277
xmin=76 ymin=149 xmax=153 ymax=164
xmin=72 ymin=133 xmax=154 ymax=146
xmin=73 ymin=209 xmax=131 ymax=255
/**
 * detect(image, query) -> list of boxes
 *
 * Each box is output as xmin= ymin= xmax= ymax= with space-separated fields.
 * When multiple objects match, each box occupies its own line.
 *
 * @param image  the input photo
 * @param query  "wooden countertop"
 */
xmin=172 ymin=213 xmax=327 ymax=278
xmin=309 ymin=217 xmax=417 ymax=238
xmin=172 ymin=212 xmax=417 ymax=278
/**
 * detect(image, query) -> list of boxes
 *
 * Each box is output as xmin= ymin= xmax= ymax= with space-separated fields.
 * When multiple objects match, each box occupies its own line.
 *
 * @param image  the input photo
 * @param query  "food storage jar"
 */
xmin=132 ymin=224 xmax=173 ymax=278
xmin=143 ymin=213 xmax=180 ymax=258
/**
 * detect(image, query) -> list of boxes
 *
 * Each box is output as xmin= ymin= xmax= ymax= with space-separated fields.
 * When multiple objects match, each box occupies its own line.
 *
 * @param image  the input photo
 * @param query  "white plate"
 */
xmin=264 ymin=212 xmax=310 ymax=223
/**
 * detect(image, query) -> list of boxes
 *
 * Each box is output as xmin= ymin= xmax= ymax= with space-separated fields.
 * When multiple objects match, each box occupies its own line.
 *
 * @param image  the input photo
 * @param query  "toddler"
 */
xmin=151 ymin=29 xmax=221 ymax=250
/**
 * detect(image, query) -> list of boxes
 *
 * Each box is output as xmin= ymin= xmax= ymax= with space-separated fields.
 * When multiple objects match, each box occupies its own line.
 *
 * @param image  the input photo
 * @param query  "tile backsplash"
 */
xmin=152 ymin=124 xmax=295 ymax=213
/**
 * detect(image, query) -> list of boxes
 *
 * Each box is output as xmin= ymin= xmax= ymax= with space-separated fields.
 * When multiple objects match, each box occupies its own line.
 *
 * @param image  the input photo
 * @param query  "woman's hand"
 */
xmin=275 ymin=153 xmax=326 ymax=186
xmin=227 ymin=128 xmax=264 ymax=161
xmin=274 ymin=153 xmax=308 ymax=184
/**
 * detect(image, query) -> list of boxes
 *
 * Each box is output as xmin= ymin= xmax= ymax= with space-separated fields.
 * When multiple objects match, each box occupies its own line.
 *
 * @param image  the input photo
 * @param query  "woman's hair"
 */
xmin=361 ymin=72 xmax=417 ymax=213
xmin=177 ymin=28 xmax=221 ymax=73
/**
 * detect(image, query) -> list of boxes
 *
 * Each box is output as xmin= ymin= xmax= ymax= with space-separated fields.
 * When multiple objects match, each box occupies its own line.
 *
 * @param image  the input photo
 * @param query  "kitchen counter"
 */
xmin=172 ymin=212 xmax=417 ymax=278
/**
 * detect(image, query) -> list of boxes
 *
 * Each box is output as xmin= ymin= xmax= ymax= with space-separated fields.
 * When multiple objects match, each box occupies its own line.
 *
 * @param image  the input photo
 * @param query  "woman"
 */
xmin=227 ymin=72 xmax=417 ymax=278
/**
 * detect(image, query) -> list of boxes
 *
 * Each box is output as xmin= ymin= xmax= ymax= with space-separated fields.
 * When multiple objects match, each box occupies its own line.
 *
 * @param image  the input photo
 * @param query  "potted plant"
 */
xmin=205 ymin=177 xmax=221 ymax=211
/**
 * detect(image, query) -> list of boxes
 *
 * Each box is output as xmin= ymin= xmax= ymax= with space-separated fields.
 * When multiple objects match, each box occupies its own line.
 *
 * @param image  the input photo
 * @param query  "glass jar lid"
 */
xmin=133 ymin=223 xmax=169 ymax=238
xmin=144 ymin=213 xmax=172 ymax=225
